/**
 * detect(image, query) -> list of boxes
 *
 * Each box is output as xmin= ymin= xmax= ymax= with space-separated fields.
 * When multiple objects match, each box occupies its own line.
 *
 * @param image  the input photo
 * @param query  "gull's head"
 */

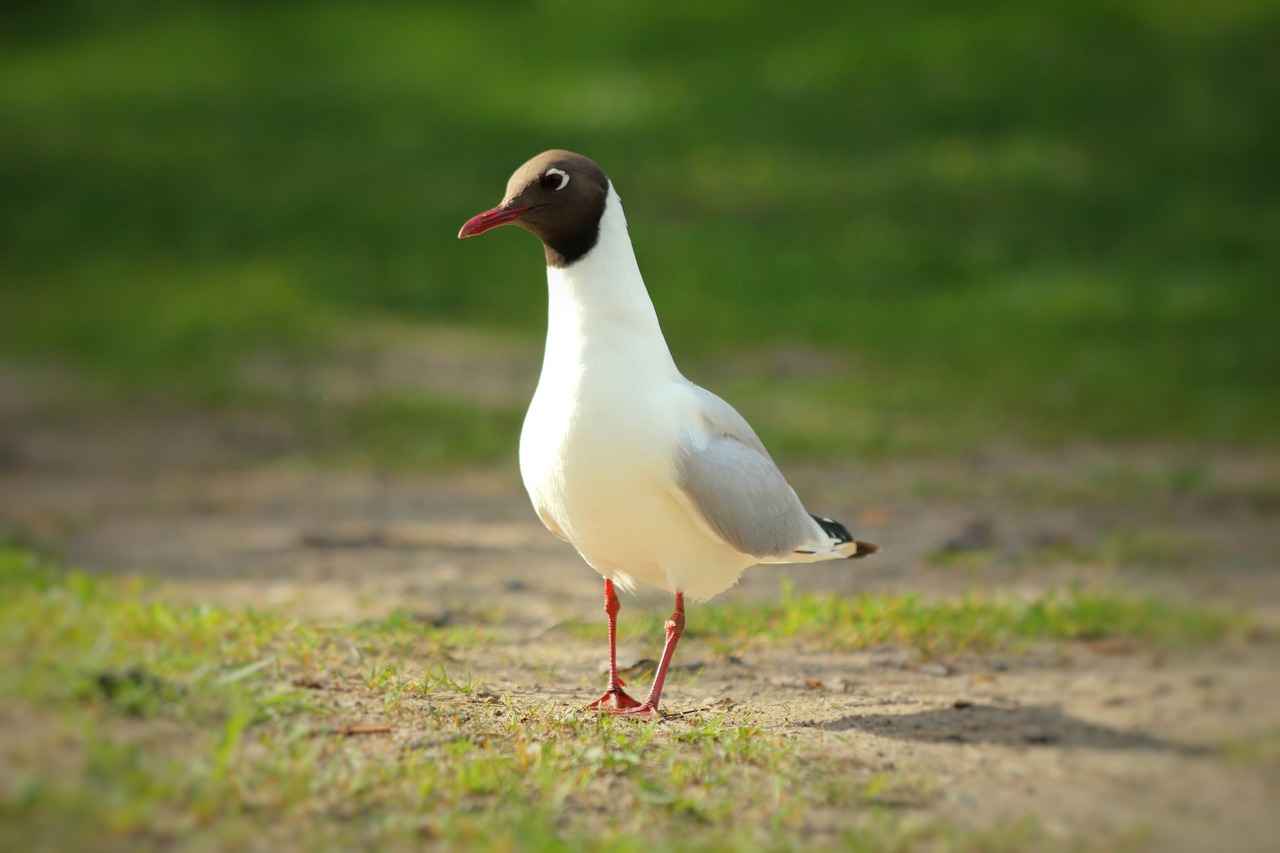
xmin=458 ymin=150 xmax=610 ymax=267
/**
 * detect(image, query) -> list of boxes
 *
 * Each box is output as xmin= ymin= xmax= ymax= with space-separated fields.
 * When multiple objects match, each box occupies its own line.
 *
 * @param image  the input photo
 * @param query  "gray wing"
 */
xmin=674 ymin=384 xmax=822 ymax=558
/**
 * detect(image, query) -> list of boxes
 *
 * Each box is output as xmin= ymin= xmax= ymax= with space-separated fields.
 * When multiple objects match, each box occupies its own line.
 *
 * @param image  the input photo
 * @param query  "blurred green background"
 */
xmin=2 ymin=0 xmax=1278 ymax=462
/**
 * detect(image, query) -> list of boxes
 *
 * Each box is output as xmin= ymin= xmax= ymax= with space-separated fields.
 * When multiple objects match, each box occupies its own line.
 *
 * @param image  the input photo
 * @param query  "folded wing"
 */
xmin=673 ymin=384 xmax=875 ymax=561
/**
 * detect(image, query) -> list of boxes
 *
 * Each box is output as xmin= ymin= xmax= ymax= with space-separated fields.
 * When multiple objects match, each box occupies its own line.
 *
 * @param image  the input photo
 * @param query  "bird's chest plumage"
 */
xmin=519 ymin=362 xmax=681 ymax=552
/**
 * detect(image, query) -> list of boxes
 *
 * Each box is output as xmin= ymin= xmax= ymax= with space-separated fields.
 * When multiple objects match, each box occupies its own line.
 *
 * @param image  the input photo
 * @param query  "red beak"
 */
xmin=458 ymin=204 xmax=531 ymax=238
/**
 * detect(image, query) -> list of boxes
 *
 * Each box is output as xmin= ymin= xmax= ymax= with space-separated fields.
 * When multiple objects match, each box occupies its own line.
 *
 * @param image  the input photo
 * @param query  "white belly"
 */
xmin=519 ymin=376 xmax=751 ymax=600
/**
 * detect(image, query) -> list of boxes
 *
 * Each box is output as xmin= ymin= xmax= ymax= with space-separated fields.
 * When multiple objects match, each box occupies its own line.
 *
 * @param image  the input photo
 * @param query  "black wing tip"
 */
xmin=812 ymin=515 xmax=881 ymax=559
xmin=811 ymin=514 xmax=854 ymax=543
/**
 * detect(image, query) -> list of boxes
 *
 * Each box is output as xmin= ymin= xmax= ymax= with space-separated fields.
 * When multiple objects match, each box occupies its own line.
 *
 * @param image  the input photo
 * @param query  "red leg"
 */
xmin=586 ymin=579 xmax=642 ymax=712
xmin=616 ymin=591 xmax=685 ymax=721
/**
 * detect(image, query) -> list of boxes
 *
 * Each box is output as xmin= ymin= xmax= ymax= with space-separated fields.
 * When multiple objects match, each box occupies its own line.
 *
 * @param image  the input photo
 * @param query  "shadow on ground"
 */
xmin=816 ymin=703 xmax=1209 ymax=754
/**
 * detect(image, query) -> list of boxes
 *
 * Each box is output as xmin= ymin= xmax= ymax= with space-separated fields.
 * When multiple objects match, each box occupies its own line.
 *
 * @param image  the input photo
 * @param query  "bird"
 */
xmin=459 ymin=150 xmax=879 ymax=719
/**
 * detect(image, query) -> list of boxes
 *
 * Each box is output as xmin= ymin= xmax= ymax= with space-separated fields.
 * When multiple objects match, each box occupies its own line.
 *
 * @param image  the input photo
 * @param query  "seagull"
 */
xmin=459 ymin=150 xmax=879 ymax=719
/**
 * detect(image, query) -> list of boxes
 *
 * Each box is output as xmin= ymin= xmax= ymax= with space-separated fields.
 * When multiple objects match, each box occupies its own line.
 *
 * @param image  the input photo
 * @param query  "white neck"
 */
xmin=540 ymin=183 xmax=678 ymax=380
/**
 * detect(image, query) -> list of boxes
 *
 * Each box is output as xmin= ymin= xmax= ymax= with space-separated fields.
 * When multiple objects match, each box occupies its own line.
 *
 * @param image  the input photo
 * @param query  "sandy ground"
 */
xmin=2 ymin=357 xmax=1279 ymax=851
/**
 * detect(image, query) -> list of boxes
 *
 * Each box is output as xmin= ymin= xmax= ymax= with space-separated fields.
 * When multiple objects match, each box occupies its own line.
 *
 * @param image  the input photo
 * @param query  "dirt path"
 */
xmin=2 ymin=375 xmax=1279 ymax=850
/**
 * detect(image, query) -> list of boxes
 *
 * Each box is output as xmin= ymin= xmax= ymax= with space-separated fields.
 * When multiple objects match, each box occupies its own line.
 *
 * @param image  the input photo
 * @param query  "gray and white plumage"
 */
xmin=462 ymin=150 xmax=878 ymax=602
xmin=676 ymin=383 xmax=870 ymax=562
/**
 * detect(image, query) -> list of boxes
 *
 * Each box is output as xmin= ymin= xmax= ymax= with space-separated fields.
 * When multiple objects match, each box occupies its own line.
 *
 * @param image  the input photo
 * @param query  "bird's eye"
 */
xmin=542 ymin=168 xmax=570 ymax=191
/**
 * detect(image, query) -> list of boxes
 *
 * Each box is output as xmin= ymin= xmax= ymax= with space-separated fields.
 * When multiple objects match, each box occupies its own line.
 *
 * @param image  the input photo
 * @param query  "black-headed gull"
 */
xmin=459 ymin=150 xmax=879 ymax=719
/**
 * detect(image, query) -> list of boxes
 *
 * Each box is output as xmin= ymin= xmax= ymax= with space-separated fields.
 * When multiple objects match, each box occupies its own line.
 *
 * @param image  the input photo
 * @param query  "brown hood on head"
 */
xmin=459 ymin=150 xmax=610 ymax=268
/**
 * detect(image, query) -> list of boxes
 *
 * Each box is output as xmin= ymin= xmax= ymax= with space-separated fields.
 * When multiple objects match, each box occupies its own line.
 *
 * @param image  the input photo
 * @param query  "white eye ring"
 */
xmin=545 ymin=167 xmax=570 ymax=191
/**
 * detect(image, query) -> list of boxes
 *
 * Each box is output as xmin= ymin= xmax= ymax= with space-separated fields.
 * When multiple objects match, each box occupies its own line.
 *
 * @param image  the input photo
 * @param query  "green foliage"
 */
xmin=2 ymin=0 xmax=1277 ymax=449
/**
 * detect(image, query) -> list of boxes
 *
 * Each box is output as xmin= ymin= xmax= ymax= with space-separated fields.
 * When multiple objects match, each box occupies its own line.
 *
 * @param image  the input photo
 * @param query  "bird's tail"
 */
xmin=810 ymin=514 xmax=881 ymax=559
xmin=759 ymin=514 xmax=881 ymax=564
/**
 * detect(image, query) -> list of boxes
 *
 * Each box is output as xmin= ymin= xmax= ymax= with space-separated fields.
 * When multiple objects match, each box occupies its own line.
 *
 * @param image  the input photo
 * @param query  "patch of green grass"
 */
xmin=353 ymin=606 xmax=489 ymax=647
xmin=2 ymin=1 xmax=1277 ymax=452
xmin=576 ymin=583 xmax=1248 ymax=659
xmin=0 ymin=552 xmax=307 ymax=719
xmin=0 ymin=550 xmax=1059 ymax=850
